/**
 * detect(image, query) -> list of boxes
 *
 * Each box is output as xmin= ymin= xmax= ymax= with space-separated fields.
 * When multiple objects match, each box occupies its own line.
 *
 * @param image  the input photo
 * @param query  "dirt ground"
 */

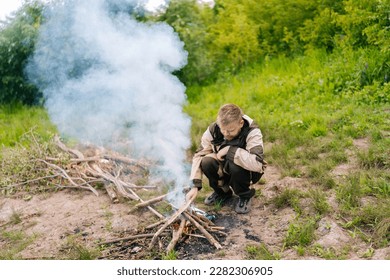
xmin=0 ymin=139 xmax=389 ymax=260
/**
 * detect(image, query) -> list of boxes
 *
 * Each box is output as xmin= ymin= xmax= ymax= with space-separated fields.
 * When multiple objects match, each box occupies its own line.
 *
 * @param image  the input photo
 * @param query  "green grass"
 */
xmin=161 ymin=250 xmax=178 ymax=260
xmin=0 ymin=104 xmax=57 ymax=147
xmin=271 ymin=189 xmax=304 ymax=214
xmin=0 ymin=230 xmax=37 ymax=259
xmin=284 ymin=217 xmax=318 ymax=249
xmin=245 ymin=244 xmax=280 ymax=260
xmin=60 ymin=235 xmax=100 ymax=260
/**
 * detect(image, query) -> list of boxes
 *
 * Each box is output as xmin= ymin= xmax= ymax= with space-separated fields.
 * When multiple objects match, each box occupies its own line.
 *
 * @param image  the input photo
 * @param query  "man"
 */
xmin=189 ymin=104 xmax=266 ymax=214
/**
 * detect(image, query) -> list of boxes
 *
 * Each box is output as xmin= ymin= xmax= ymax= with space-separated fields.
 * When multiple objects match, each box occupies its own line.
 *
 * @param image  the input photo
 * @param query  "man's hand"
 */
xmin=216 ymin=146 xmax=230 ymax=161
xmin=192 ymin=179 xmax=202 ymax=190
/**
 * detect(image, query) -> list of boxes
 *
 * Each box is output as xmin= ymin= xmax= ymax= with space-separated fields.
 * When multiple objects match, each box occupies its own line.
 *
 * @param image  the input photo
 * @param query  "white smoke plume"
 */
xmin=26 ymin=0 xmax=191 ymax=206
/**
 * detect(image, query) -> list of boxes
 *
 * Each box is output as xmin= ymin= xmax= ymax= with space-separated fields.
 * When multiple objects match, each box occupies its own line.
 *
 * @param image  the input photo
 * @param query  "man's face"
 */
xmin=219 ymin=120 xmax=244 ymax=141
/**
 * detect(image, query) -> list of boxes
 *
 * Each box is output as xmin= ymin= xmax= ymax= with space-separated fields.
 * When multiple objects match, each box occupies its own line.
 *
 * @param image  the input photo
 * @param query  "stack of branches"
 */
xmin=1 ymin=133 xmax=152 ymax=201
xmin=101 ymin=188 xmax=226 ymax=255
xmin=1 ymin=134 xmax=226 ymax=254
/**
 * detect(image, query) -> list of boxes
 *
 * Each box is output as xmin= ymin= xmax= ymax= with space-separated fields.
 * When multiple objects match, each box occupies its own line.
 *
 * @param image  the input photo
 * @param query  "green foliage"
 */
xmin=158 ymin=0 xmax=216 ymax=85
xmin=245 ymin=244 xmax=280 ymax=260
xmin=0 ymin=104 xmax=56 ymax=147
xmin=0 ymin=122 xmax=59 ymax=196
xmin=308 ymin=189 xmax=331 ymax=215
xmin=343 ymin=200 xmax=390 ymax=247
xmin=336 ymin=174 xmax=364 ymax=209
xmin=209 ymin=0 xmax=261 ymax=69
xmin=0 ymin=230 xmax=36 ymax=259
xmin=272 ymin=189 xmax=303 ymax=214
xmin=0 ymin=1 xmax=43 ymax=105
xmin=310 ymin=244 xmax=349 ymax=259
xmin=161 ymin=250 xmax=178 ymax=260
xmin=61 ymin=235 xmax=100 ymax=260
xmin=245 ymin=0 xmax=320 ymax=55
xmin=284 ymin=217 xmax=318 ymax=248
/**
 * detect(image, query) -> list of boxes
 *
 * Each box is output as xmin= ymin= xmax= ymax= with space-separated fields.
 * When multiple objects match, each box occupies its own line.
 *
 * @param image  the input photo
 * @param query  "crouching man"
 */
xmin=189 ymin=103 xmax=267 ymax=214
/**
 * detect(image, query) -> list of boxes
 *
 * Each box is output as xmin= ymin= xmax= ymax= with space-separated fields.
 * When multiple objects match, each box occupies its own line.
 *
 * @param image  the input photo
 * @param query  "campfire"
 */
xmin=37 ymin=136 xmax=226 ymax=255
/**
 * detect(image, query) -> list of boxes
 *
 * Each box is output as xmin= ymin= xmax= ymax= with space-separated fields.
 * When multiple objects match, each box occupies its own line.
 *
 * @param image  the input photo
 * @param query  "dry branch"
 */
xmin=182 ymin=211 xmax=222 ymax=249
xmin=166 ymin=218 xmax=186 ymax=253
xmin=148 ymin=188 xmax=198 ymax=249
xmin=98 ymin=232 xmax=170 ymax=246
xmin=104 ymin=183 xmax=119 ymax=203
xmin=130 ymin=188 xmax=186 ymax=211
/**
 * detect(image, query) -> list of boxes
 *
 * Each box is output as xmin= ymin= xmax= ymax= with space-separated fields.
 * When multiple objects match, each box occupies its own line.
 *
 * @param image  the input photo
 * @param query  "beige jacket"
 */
xmin=190 ymin=115 xmax=265 ymax=182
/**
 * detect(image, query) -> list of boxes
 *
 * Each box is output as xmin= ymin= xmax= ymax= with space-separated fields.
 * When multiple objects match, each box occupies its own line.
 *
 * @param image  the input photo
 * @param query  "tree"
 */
xmin=209 ymin=0 xmax=261 ymax=70
xmin=159 ymin=0 xmax=216 ymax=85
xmin=0 ymin=1 xmax=43 ymax=105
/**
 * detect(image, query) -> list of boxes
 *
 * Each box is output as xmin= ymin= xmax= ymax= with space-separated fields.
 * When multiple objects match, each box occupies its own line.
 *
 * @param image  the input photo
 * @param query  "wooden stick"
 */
xmin=186 ymin=212 xmax=226 ymax=236
xmin=105 ymin=183 xmax=119 ymax=203
xmin=186 ymin=211 xmax=212 ymax=229
xmin=69 ymin=156 xmax=102 ymax=163
xmin=3 ymin=174 xmax=60 ymax=189
xmin=38 ymin=159 xmax=99 ymax=196
xmin=131 ymin=188 xmax=184 ymax=211
xmin=149 ymin=188 xmax=198 ymax=249
xmin=98 ymin=232 xmax=169 ymax=245
xmin=119 ymin=180 xmax=156 ymax=189
xmin=129 ymin=194 xmax=166 ymax=212
xmin=182 ymin=211 xmax=222 ymax=249
xmin=185 ymin=233 xmax=207 ymax=239
xmin=89 ymin=163 xmax=164 ymax=219
xmin=54 ymin=135 xmax=85 ymax=159
xmin=87 ymin=163 xmax=137 ymax=200
xmin=145 ymin=218 xmax=168 ymax=229
xmin=166 ymin=217 xmax=186 ymax=253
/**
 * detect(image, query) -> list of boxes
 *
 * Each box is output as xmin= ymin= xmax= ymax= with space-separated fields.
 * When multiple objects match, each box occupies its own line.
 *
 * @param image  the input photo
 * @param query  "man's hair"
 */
xmin=217 ymin=104 xmax=243 ymax=126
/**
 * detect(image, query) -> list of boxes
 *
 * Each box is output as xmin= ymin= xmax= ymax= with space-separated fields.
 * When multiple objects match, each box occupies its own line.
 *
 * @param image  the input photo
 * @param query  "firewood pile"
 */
xmin=99 ymin=187 xmax=227 ymax=257
xmin=4 ymin=135 xmax=226 ymax=256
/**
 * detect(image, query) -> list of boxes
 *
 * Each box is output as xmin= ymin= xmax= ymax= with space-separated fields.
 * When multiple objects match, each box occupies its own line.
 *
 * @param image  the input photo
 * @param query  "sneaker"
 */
xmin=204 ymin=190 xmax=232 ymax=205
xmin=235 ymin=197 xmax=253 ymax=214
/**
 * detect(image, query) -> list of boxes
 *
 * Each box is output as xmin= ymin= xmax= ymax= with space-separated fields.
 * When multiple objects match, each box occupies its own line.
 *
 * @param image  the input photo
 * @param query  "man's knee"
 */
xmin=226 ymin=160 xmax=248 ymax=177
xmin=200 ymin=156 xmax=219 ymax=174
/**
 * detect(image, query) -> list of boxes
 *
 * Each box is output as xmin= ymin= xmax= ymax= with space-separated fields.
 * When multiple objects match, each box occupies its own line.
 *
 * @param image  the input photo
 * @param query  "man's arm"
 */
xmin=225 ymin=128 xmax=265 ymax=173
xmin=189 ymin=128 xmax=214 ymax=185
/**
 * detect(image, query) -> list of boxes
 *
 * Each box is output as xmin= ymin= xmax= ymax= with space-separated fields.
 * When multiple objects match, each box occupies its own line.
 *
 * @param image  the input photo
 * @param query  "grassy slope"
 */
xmin=185 ymin=50 xmax=390 ymax=252
xmin=0 ymin=104 xmax=57 ymax=148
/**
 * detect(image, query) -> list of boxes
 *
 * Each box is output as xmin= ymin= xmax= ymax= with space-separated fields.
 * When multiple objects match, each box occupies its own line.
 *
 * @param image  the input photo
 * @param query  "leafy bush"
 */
xmin=0 ymin=1 xmax=43 ymax=105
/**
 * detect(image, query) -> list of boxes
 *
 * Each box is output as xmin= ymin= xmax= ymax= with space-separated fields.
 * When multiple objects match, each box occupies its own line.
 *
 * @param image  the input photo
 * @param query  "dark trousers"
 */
xmin=200 ymin=156 xmax=262 ymax=199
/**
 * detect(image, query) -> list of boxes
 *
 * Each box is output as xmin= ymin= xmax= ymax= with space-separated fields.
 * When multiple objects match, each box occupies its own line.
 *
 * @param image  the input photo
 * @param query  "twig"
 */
xmin=149 ymin=188 xmax=198 ymax=249
xmin=182 ymin=211 xmax=222 ymax=249
xmin=2 ymin=174 xmax=60 ymax=189
xmin=87 ymin=163 xmax=136 ymax=200
xmin=38 ymin=159 xmax=99 ymax=196
xmin=166 ymin=217 xmax=186 ymax=253
xmin=145 ymin=218 xmax=168 ymax=229
xmin=88 ymin=163 xmax=164 ymax=219
xmin=98 ymin=232 xmax=169 ymax=246
xmin=105 ymin=183 xmax=119 ymax=203
xmin=103 ymin=154 xmax=147 ymax=170
xmin=130 ymin=194 xmax=166 ymax=211
xmin=54 ymin=135 xmax=84 ymax=159
xmin=185 ymin=233 xmax=207 ymax=239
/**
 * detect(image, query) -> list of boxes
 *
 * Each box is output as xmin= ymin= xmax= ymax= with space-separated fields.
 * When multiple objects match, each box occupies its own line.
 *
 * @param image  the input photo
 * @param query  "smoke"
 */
xmin=26 ymin=0 xmax=191 ymax=206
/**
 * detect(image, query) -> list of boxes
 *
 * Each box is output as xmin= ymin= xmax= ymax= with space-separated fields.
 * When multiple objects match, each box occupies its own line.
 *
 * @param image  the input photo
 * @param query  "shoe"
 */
xmin=204 ymin=190 xmax=232 ymax=205
xmin=235 ymin=188 xmax=256 ymax=214
xmin=235 ymin=196 xmax=254 ymax=214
